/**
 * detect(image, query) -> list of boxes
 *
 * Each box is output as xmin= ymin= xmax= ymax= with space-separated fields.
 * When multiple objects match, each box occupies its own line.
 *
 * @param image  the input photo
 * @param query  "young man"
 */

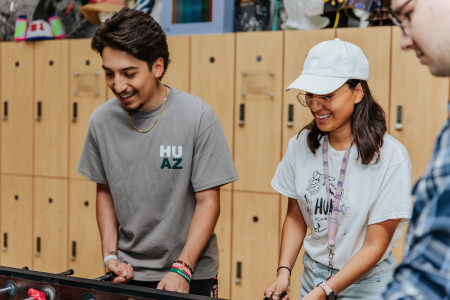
xmin=78 ymin=7 xmax=238 ymax=297
xmin=383 ymin=1 xmax=450 ymax=299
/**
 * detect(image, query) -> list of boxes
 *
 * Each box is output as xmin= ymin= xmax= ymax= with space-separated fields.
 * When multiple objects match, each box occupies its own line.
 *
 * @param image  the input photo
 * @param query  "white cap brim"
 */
xmin=285 ymin=73 xmax=348 ymax=95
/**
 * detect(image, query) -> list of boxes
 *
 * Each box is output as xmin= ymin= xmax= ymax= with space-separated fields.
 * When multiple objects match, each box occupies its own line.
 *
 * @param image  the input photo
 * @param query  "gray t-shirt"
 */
xmin=78 ymin=86 xmax=238 ymax=281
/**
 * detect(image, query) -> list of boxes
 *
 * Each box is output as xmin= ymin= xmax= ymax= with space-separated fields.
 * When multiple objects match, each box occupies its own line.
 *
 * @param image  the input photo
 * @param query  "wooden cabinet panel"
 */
xmin=190 ymin=33 xmax=235 ymax=163
xmin=68 ymin=180 xmax=103 ymax=278
xmin=337 ymin=27 xmax=392 ymax=120
xmin=232 ymin=192 xmax=280 ymax=300
xmin=390 ymin=27 xmax=449 ymax=184
xmin=234 ymin=31 xmax=283 ymax=193
xmin=34 ymin=40 xmax=69 ymax=178
xmin=164 ymin=35 xmax=190 ymax=92
xmin=69 ymin=39 xmax=107 ymax=180
xmin=1 ymin=43 xmax=34 ymax=175
xmin=216 ymin=189 xmax=232 ymax=299
xmin=283 ymin=29 xmax=336 ymax=154
xmin=0 ymin=175 xmax=33 ymax=268
xmin=33 ymin=177 xmax=68 ymax=273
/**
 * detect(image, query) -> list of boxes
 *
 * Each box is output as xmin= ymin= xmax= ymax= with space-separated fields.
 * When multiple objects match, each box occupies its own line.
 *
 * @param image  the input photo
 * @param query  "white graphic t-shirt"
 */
xmin=272 ymin=130 xmax=412 ymax=269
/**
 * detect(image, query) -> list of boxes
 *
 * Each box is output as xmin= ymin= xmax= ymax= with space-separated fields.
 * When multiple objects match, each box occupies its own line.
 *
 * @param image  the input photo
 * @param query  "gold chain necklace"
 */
xmin=127 ymin=87 xmax=167 ymax=133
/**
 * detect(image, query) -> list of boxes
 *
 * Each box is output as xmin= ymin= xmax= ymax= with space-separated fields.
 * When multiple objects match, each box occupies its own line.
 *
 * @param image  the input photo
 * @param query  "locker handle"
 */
xmin=235 ymin=261 xmax=242 ymax=284
xmin=36 ymin=237 xmax=41 ymax=257
xmin=3 ymin=233 xmax=7 ymax=251
xmin=3 ymin=101 xmax=7 ymax=120
xmin=239 ymin=104 xmax=245 ymax=126
xmin=71 ymin=241 xmax=76 ymax=261
xmin=287 ymin=104 xmax=294 ymax=127
xmin=72 ymin=102 xmax=78 ymax=123
xmin=37 ymin=101 xmax=42 ymax=121
xmin=395 ymin=105 xmax=403 ymax=130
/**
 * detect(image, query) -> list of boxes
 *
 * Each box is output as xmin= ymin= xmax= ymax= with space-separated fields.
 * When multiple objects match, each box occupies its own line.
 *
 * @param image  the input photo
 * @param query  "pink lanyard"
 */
xmin=322 ymin=135 xmax=353 ymax=272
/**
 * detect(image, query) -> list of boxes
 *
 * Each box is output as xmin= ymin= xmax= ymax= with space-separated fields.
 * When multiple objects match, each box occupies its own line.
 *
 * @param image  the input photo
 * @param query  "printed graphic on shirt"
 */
xmin=304 ymin=171 xmax=349 ymax=238
xmin=160 ymin=145 xmax=183 ymax=169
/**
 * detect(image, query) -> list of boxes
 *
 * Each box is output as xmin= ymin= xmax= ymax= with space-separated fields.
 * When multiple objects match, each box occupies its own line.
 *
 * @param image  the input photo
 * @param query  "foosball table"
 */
xmin=0 ymin=266 xmax=223 ymax=300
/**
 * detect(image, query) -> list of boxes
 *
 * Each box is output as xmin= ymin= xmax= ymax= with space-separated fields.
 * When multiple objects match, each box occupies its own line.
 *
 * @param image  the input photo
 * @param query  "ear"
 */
xmin=353 ymin=83 xmax=364 ymax=104
xmin=151 ymin=57 xmax=165 ymax=79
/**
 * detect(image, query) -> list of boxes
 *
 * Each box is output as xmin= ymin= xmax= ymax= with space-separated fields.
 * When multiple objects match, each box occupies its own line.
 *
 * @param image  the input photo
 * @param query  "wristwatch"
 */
xmin=318 ymin=282 xmax=336 ymax=300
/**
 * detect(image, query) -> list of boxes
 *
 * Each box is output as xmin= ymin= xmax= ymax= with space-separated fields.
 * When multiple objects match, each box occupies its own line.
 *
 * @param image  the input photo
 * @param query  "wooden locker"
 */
xmin=390 ymin=28 xmax=449 ymax=184
xmin=336 ymin=27 xmax=392 ymax=119
xmin=34 ymin=40 xmax=69 ymax=178
xmin=234 ymin=31 xmax=283 ymax=193
xmin=190 ymin=33 xmax=235 ymax=162
xmin=33 ymin=177 xmax=68 ymax=273
xmin=0 ymin=175 xmax=33 ymax=269
xmin=283 ymin=29 xmax=336 ymax=154
xmin=1 ymin=42 xmax=34 ymax=175
xmin=390 ymin=27 xmax=449 ymax=261
xmin=164 ymin=35 xmax=190 ymax=92
xmin=68 ymin=179 xmax=103 ymax=278
xmin=232 ymin=191 xmax=280 ymax=300
xmin=69 ymin=39 xmax=107 ymax=180
xmin=215 ymin=189 xmax=232 ymax=299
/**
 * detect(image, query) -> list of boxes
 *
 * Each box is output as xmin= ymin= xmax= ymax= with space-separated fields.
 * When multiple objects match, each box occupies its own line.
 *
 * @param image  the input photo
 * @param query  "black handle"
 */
xmin=58 ymin=269 xmax=74 ymax=276
xmin=287 ymin=104 xmax=294 ymax=127
xmin=36 ymin=237 xmax=41 ymax=257
xmin=3 ymin=101 xmax=7 ymax=120
xmin=395 ymin=105 xmax=403 ymax=130
xmin=239 ymin=104 xmax=245 ymax=126
xmin=94 ymin=271 xmax=117 ymax=281
xmin=71 ymin=241 xmax=76 ymax=261
xmin=235 ymin=261 xmax=242 ymax=283
xmin=3 ymin=233 xmax=7 ymax=251
xmin=37 ymin=101 xmax=42 ymax=121
xmin=72 ymin=102 xmax=78 ymax=122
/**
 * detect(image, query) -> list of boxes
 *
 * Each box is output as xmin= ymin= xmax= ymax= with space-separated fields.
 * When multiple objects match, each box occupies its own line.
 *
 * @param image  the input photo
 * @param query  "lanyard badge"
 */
xmin=322 ymin=135 xmax=353 ymax=276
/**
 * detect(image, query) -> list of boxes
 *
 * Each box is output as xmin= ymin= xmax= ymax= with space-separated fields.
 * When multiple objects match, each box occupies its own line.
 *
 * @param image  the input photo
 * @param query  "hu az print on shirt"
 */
xmin=160 ymin=145 xmax=183 ymax=169
xmin=304 ymin=171 xmax=349 ymax=238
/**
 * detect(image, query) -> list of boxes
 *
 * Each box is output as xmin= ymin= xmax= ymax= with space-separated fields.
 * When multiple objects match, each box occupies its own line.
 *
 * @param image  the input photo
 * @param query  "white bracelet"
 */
xmin=103 ymin=255 xmax=118 ymax=266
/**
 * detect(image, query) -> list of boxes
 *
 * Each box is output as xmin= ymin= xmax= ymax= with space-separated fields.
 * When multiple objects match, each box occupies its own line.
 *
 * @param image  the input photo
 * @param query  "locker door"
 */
xmin=68 ymin=180 xmax=103 ymax=278
xmin=232 ymin=192 xmax=280 ymax=300
xmin=283 ymin=29 xmax=336 ymax=154
xmin=1 ymin=42 xmax=34 ymax=175
xmin=234 ymin=31 xmax=283 ymax=193
xmin=190 ymin=33 xmax=235 ymax=160
xmin=0 ymin=175 xmax=33 ymax=268
xmin=34 ymin=40 xmax=69 ymax=178
xmin=34 ymin=177 xmax=68 ymax=273
xmin=390 ymin=27 xmax=449 ymax=261
xmin=164 ymin=35 xmax=190 ymax=92
xmin=69 ymin=39 xmax=107 ymax=180
xmin=337 ymin=27 xmax=392 ymax=123
xmin=215 ymin=189 xmax=232 ymax=299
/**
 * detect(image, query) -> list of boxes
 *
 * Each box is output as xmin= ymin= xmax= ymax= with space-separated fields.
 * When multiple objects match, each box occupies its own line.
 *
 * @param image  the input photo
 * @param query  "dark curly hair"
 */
xmin=91 ymin=7 xmax=169 ymax=79
xmin=300 ymin=80 xmax=387 ymax=165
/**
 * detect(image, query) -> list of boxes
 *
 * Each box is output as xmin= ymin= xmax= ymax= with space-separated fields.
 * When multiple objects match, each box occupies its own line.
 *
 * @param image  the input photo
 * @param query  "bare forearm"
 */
xmin=178 ymin=187 xmax=220 ymax=267
xmin=96 ymin=183 xmax=119 ymax=257
xmin=278 ymin=202 xmax=307 ymax=270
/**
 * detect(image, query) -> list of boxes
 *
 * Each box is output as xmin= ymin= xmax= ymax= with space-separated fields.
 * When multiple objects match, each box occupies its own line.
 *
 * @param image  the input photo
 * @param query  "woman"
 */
xmin=264 ymin=39 xmax=412 ymax=300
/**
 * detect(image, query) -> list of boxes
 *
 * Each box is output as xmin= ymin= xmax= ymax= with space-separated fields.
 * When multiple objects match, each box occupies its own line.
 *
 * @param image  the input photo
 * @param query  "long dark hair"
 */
xmin=300 ymin=79 xmax=386 ymax=165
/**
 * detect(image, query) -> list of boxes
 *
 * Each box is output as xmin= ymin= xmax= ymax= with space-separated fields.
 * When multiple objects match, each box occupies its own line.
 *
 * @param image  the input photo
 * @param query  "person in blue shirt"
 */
xmin=383 ymin=1 xmax=450 ymax=299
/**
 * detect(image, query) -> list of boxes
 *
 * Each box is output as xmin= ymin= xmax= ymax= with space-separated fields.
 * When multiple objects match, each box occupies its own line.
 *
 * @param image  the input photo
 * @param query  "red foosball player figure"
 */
xmin=28 ymin=288 xmax=47 ymax=300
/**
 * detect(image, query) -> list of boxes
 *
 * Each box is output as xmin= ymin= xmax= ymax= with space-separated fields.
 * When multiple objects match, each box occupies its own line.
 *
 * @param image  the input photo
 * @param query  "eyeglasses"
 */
xmin=296 ymin=86 xmax=350 ymax=107
xmin=387 ymin=0 xmax=413 ymax=32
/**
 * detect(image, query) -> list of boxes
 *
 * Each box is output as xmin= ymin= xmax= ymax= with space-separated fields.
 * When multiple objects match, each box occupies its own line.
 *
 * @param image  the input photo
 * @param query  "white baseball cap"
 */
xmin=286 ymin=38 xmax=369 ymax=95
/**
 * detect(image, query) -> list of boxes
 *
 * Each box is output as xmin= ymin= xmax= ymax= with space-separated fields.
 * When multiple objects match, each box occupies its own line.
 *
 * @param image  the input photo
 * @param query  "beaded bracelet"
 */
xmin=173 ymin=259 xmax=194 ymax=274
xmin=277 ymin=266 xmax=292 ymax=276
xmin=103 ymin=255 xmax=118 ymax=266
